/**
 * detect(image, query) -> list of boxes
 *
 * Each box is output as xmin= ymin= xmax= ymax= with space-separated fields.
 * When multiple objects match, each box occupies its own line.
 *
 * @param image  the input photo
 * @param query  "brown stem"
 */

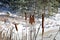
xmin=42 ymin=13 xmax=44 ymax=40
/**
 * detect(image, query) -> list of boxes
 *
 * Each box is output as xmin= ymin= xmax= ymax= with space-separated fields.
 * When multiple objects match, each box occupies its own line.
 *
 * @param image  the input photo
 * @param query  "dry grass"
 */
xmin=39 ymin=29 xmax=58 ymax=37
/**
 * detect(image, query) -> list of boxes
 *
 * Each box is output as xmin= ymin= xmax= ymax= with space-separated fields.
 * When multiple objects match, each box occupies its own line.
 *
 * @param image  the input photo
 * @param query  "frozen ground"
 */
xmin=0 ymin=11 xmax=60 ymax=40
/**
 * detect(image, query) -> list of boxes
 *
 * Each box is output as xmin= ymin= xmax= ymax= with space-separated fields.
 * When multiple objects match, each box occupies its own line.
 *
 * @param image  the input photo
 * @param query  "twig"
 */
xmin=53 ymin=28 xmax=59 ymax=40
xmin=35 ymin=24 xmax=41 ymax=40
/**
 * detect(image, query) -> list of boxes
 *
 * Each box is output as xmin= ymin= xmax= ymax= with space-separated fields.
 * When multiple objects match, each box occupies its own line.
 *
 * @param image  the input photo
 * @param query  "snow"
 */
xmin=0 ymin=11 xmax=60 ymax=40
xmin=0 ymin=12 xmax=7 ymax=15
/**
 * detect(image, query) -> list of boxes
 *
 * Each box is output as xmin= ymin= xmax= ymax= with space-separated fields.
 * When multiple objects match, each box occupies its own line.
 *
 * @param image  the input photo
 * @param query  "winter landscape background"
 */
xmin=0 ymin=8 xmax=60 ymax=40
xmin=0 ymin=0 xmax=60 ymax=40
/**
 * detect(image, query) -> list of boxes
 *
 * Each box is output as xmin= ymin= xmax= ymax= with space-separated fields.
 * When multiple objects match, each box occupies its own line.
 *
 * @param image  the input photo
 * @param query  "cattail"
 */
xmin=13 ymin=23 xmax=18 ymax=31
xmin=42 ymin=14 xmax=44 ymax=40
xmin=32 ymin=15 xmax=35 ymax=23
xmin=29 ymin=15 xmax=32 ymax=24
xmin=29 ymin=14 xmax=35 ymax=24
xmin=25 ymin=12 xmax=27 ymax=20
xmin=15 ymin=24 xmax=18 ymax=31
xmin=13 ymin=22 xmax=19 ymax=31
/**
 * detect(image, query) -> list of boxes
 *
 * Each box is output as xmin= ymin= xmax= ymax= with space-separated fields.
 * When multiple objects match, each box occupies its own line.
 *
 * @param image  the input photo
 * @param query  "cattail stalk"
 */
xmin=35 ymin=24 xmax=41 ymax=40
xmin=29 ymin=14 xmax=35 ymax=40
xmin=22 ymin=29 xmax=23 ymax=40
xmin=25 ymin=20 xmax=27 ymax=40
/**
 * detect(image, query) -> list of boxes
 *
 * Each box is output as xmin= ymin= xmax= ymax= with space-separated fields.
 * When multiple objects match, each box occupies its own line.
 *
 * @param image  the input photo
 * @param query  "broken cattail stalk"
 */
xmin=13 ymin=23 xmax=19 ymax=31
xmin=15 ymin=24 xmax=18 ymax=31
xmin=42 ymin=14 xmax=44 ymax=40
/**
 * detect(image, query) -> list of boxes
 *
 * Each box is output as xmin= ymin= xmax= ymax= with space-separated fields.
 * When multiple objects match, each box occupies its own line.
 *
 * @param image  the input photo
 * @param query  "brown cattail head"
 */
xmin=29 ymin=14 xmax=32 ymax=24
xmin=29 ymin=14 xmax=35 ymax=24
xmin=42 ymin=14 xmax=44 ymax=38
xmin=25 ymin=12 xmax=27 ymax=20
xmin=42 ymin=14 xmax=44 ymax=28
xmin=32 ymin=15 xmax=35 ymax=23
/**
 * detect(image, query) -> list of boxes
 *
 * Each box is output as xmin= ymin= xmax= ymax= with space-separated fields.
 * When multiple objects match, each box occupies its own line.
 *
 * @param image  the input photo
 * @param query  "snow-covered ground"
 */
xmin=0 ymin=11 xmax=60 ymax=40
